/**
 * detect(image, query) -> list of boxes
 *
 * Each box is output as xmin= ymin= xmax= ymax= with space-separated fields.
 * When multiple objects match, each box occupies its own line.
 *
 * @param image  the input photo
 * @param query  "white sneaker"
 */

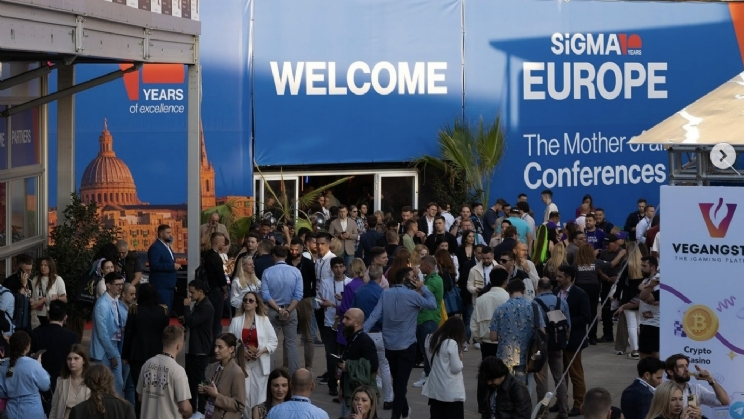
xmin=474 ymin=342 xmax=481 ymax=350
xmin=462 ymin=343 xmax=469 ymax=352
xmin=413 ymin=375 xmax=428 ymax=388
xmin=403 ymin=406 xmax=412 ymax=419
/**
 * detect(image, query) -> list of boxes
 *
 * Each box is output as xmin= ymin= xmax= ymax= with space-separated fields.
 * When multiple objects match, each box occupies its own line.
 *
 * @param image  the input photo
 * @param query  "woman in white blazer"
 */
xmin=49 ymin=344 xmax=91 ymax=419
xmin=421 ymin=317 xmax=466 ymax=419
xmin=228 ymin=290 xmax=278 ymax=416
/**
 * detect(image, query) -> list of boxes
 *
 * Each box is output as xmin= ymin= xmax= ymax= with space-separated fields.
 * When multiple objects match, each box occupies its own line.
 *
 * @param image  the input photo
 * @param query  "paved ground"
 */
xmin=83 ymin=323 xmax=637 ymax=419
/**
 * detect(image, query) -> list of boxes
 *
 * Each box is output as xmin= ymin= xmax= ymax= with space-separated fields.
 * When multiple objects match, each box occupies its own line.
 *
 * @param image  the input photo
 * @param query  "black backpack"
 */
xmin=0 ymin=288 xmax=30 ymax=332
xmin=534 ymin=298 xmax=569 ymax=351
xmin=526 ymin=301 xmax=549 ymax=373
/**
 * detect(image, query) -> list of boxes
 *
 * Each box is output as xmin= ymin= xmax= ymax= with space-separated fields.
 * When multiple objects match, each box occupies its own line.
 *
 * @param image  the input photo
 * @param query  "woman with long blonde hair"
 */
xmin=543 ymin=243 xmax=567 ymax=282
xmin=231 ymin=256 xmax=261 ymax=308
xmin=614 ymin=242 xmax=644 ymax=358
xmin=645 ymin=381 xmax=699 ymax=419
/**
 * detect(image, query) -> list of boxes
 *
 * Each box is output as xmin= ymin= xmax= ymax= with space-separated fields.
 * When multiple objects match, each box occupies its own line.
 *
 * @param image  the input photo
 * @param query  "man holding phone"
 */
xmin=363 ymin=267 xmax=437 ymax=419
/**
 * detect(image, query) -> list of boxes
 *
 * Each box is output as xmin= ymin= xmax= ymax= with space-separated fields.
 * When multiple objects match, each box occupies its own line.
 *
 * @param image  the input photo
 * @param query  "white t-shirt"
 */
xmin=33 ymin=275 xmax=66 ymax=316
xmin=318 ymin=276 xmax=352 ymax=327
xmin=137 ymin=354 xmax=191 ymax=419
xmin=682 ymin=382 xmax=722 ymax=408
xmin=639 ymin=275 xmax=660 ymax=327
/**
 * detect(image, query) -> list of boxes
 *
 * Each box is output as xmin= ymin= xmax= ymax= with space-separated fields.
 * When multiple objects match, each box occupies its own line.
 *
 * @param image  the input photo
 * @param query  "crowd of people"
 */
xmin=0 ymin=189 xmax=727 ymax=419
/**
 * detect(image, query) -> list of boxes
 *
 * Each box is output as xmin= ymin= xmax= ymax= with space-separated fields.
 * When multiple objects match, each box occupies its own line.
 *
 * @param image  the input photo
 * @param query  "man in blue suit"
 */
xmin=148 ymin=224 xmax=181 ymax=314
xmin=90 ymin=272 xmax=128 ymax=396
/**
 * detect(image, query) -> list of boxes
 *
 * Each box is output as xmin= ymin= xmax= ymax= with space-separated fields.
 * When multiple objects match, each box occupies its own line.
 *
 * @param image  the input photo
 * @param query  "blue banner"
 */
xmin=464 ymin=0 xmax=741 ymax=220
xmin=252 ymin=0 xmax=463 ymax=166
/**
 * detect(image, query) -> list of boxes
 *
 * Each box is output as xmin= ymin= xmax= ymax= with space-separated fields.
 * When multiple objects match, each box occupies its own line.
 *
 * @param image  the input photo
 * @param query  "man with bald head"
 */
xmin=267 ymin=368 xmax=329 ymax=419
xmin=338 ymin=308 xmax=379 ymax=416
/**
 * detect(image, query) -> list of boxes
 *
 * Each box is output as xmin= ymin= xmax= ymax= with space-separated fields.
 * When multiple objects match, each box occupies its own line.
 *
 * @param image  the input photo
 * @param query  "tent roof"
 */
xmin=629 ymin=72 xmax=744 ymax=145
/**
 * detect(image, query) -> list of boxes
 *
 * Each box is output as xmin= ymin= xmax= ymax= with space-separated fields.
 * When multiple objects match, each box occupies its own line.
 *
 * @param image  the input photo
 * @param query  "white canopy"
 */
xmin=629 ymin=72 xmax=744 ymax=145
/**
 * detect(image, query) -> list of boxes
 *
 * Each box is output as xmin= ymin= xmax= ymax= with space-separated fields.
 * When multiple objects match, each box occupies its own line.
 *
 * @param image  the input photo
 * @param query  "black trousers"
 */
xmin=316 ymin=309 xmax=338 ymax=391
xmin=576 ymin=282 xmax=600 ymax=339
xmin=477 ymin=343 xmax=498 ymax=413
xmin=185 ymin=354 xmax=208 ymax=413
xmin=386 ymin=343 xmax=417 ymax=419
xmin=600 ymin=281 xmax=614 ymax=338
xmin=429 ymin=399 xmax=464 ymax=419
xmin=207 ymin=289 xmax=225 ymax=344
xmin=129 ymin=361 xmax=144 ymax=418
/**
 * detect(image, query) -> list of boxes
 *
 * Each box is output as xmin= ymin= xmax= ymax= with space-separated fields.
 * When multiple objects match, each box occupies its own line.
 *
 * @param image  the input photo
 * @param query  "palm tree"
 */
xmin=200 ymin=199 xmax=253 ymax=247
xmin=415 ymin=115 xmax=506 ymax=206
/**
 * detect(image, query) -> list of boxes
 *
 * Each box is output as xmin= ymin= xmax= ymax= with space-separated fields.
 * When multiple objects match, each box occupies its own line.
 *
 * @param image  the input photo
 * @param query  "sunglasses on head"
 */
xmin=243 ymin=298 xmax=256 ymax=303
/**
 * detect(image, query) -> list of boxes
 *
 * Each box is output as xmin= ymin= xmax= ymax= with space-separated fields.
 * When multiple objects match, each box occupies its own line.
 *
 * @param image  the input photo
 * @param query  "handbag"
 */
xmin=526 ymin=301 xmax=548 ymax=373
xmin=439 ymin=302 xmax=448 ymax=327
xmin=441 ymin=272 xmax=463 ymax=315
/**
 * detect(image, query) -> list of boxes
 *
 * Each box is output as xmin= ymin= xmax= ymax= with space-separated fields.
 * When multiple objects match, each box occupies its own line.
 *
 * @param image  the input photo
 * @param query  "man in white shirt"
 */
xmin=439 ymin=202 xmax=456 ymax=231
xmin=471 ymin=269 xmax=510 ymax=414
xmin=635 ymin=204 xmax=656 ymax=244
xmin=651 ymin=231 xmax=661 ymax=260
xmin=665 ymin=353 xmax=730 ymax=409
xmin=138 ymin=325 xmax=192 ymax=419
xmin=541 ymin=189 xmax=559 ymax=224
xmin=317 ymin=255 xmax=352 ymax=397
xmin=637 ymin=256 xmax=660 ymax=359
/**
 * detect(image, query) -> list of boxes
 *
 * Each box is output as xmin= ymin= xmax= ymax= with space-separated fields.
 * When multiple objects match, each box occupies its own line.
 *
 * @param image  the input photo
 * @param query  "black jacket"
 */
xmin=340 ymin=331 xmax=379 ymax=392
xmin=203 ymin=249 xmax=227 ymax=290
xmin=290 ymin=256 xmax=317 ymax=299
xmin=254 ymin=254 xmax=275 ymax=280
xmin=70 ymin=393 xmax=136 ymax=419
xmin=356 ymin=231 xmax=385 ymax=266
xmin=425 ymin=232 xmax=458 ymax=255
xmin=555 ymin=285 xmax=591 ymax=352
xmin=118 ymin=251 xmax=142 ymax=284
xmin=624 ymin=211 xmax=645 ymax=239
xmin=621 ymin=379 xmax=654 ymax=419
xmin=122 ymin=303 xmax=170 ymax=364
xmin=493 ymin=238 xmax=518 ymax=260
xmin=30 ymin=323 xmax=80 ymax=390
xmin=183 ymin=297 xmax=214 ymax=355
xmin=482 ymin=373 xmax=532 ymax=419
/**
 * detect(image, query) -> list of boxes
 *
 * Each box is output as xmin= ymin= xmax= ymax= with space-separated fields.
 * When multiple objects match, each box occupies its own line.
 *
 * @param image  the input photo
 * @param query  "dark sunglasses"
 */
xmin=499 ymin=259 xmax=512 ymax=263
xmin=243 ymin=298 xmax=256 ymax=304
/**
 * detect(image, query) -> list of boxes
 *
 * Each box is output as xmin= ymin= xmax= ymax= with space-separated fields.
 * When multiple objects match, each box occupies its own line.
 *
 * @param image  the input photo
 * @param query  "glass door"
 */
xmin=375 ymin=171 xmax=418 ymax=221
xmin=256 ymin=175 xmax=299 ymax=222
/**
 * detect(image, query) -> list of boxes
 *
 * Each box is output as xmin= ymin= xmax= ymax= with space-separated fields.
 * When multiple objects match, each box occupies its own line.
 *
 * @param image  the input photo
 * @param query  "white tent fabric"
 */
xmin=629 ymin=71 xmax=744 ymax=145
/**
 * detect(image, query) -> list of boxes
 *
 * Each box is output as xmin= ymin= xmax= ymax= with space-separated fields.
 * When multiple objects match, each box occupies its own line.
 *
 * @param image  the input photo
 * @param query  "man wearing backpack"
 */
xmin=534 ymin=278 xmax=571 ymax=419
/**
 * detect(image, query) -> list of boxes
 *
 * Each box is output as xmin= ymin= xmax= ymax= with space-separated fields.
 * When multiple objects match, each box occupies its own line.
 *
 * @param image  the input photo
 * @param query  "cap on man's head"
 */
xmin=616 ymin=232 xmax=629 ymax=240
xmin=604 ymin=234 xmax=619 ymax=243
xmin=509 ymin=208 xmax=520 ymax=215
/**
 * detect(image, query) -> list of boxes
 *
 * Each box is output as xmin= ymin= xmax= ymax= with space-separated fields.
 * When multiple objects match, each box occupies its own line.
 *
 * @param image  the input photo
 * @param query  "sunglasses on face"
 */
xmin=500 ymin=259 xmax=512 ymax=263
xmin=243 ymin=298 xmax=256 ymax=304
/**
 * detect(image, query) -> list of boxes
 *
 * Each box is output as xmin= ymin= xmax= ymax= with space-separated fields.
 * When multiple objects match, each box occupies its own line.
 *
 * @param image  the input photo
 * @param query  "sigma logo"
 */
xmin=119 ymin=64 xmax=185 ymax=101
xmin=120 ymin=64 xmax=186 ymax=114
xmin=522 ymin=32 xmax=666 ymax=101
xmin=551 ymin=33 xmax=643 ymax=56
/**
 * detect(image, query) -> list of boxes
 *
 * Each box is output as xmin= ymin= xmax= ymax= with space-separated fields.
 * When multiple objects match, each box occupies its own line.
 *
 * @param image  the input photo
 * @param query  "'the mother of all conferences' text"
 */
xmin=523 ymin=132 xmax=666 ymax=189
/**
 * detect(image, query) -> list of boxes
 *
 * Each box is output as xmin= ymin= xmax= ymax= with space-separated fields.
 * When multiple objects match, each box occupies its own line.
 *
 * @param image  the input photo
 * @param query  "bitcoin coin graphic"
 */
xmin=683 ymin=305 xmax=720 ymax=341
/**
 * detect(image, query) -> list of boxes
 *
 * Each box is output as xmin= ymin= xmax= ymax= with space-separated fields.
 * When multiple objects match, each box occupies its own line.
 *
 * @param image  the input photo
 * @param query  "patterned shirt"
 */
xmin=489 ymin=297 xmax=545 ymax=369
